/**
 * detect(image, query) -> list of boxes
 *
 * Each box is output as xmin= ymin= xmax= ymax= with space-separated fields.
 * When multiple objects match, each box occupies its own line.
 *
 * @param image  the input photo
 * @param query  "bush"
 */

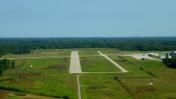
xmin=0 ymin=69 xmax=3 ymax=76
xmin=114 ymin=76 xmax=119 ymax=80
xmin=163 ymin=53 xmax=176 ymax=68
xmin=63 ymin=96 xmax=70 ymax=99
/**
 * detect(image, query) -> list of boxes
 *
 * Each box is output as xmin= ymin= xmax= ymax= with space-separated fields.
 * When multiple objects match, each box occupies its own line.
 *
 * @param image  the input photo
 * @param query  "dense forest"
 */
xmin=0 ymin=37 xmax=176 ymax=56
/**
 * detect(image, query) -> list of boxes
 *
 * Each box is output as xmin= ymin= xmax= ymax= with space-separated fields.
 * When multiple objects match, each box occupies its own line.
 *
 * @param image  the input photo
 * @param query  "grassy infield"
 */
xmin=0 ymin=49 xmax=176 ymax=99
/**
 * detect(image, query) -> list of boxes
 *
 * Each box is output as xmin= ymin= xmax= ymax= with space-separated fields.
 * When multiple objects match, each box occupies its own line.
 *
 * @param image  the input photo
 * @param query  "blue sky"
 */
xmin=0 ymin=0 xmax=176 ymax=37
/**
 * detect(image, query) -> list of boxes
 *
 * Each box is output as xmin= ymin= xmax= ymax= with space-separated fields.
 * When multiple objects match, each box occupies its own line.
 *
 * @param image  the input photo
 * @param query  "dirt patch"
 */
xmin=6 ymin=78 xmax=19 ymax=84
xmin=0 ymin=89 xmax=8 ymax=98
xmin=15 ymin=92 xmax=26 ymax=96
xmin=135 ymin=86 xmax=156 ymax=93
xmin=42 ymin=64 xmax=67 ymax=71
xmin=15 ymin=72 xmax=44 ymax=78
xmin=81 ymin=59 xmax=96 ymax=63
xmin=103 ymin=90 xmax=114 ymax=96
xmin=15 ymin=60 xmax=26 ymax=67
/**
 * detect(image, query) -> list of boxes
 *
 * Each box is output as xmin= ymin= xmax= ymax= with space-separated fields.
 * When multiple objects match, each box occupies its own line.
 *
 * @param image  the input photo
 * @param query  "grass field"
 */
xmin=80 ymin=56 xmax=121 ymax=72
xmin=80 ymin=74 xmax=132 ymax=99
xmin=0 ymin=48 xmax=176 ymax=99
xmin=78 ymin=51 xmax=99 ymax=56
xmin=0 ymin=57 xmax=77 ymax=99
xmin=3 ymin=49 xmax=71 ymax=58
xmin=108 ymin=56 xmax=176 ymax=99
xmin=108 ymin=55 xmax=151 ymax=77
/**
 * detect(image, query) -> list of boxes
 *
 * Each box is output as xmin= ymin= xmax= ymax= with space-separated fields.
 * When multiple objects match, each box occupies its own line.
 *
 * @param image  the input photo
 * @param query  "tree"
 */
xmin=168 ymin=57 xmax=176 ymax=68
xmin=11 ymin=61 xmax=15 ymax=68
xmin=163 ymin=53 xmax=169 ymax=65
xmin=0 ymin=65 xmax=3 ymax=76
xmin=163 ymin=53 xmax=176 ymax=68
xmin=0 ymin=59 xmax=13 ymax=76
xmin=166 ymin=53 xmax=169 ymax=59
xmin=3 ymin=59 xmax=10 ymax=70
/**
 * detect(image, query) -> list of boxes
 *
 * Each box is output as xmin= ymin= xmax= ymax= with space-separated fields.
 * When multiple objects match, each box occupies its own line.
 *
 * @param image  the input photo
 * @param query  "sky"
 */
xmin=0 ymin=0 xmax=176 ymax=37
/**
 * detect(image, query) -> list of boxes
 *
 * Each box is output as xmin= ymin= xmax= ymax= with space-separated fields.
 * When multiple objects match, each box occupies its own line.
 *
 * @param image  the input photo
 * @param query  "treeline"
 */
xmin=0 ymin=59 xmax=15 ymax=76
xmin=0 ymin=37 xmax=176 ymax=56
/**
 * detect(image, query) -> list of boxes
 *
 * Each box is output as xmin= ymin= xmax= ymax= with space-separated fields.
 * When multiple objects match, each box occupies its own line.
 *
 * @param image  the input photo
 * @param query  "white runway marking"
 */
xmin=97 ymin=51 xmax=128 ymax=73
xmin=69 ymin=51 xmax=82 ymax=73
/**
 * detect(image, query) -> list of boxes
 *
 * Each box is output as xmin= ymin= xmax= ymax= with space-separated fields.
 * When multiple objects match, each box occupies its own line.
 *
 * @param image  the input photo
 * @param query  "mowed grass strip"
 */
xmin=108 ymin=55 xmax=151 ymax=77
xmin=78 ymin=51 xmax=99 ymax=56
xmin=80 ymin=56 xmax=121 ymax=72
xmin=80 ymin=74 xmax=132 ymax=99
xmin=3 ymin=50 xmax=70 ymax=58
xmin=0 ymin=57 xmax=78 ymax=99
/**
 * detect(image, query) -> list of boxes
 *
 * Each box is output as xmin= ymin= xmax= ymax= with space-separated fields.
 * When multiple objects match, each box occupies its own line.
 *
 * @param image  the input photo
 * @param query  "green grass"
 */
xmin=3 ymin=50 xmax=70 ymax=58
xmin=0 ymin=49 xmax=176 ymax=99
xmin=80 ymin=74 xmax=132 ymax=99
xmin=103 ymin=55 xmax=176 ymax=99
xmin=80 ymin=56 xmax=121 ymax=72
xmin=118 ymin=60 xmax=176 ymax=99
xmin=98 ymin=49 xmax=122 ymax=54
xmin=108 ymin=55 xmax=151 ymax=77
xmin=78 ymin=51 xmax=99 ymax=56
xmin=0 ymin=89 xmax=56 ymax=99
xmin=0 ymin=57 xmax=77 ymax=99
xmin=77 ymin=48 xmax=117 ymax=51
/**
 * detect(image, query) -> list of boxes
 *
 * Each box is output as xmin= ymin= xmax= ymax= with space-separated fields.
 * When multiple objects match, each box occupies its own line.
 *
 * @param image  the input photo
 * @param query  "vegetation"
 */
xmin=78 ymin=51 xmax=99 ymax=56
xmin=0 ymin=48 xmax=176 ymax=99
xmin=108 ymin=56 xmax=151 ymax=77
xmin=163 ymin=53 xmax=176 ymax=68
xmin=80 ymin=74 xmax=132 ymax=99
xmin=107 ymin=55 xmax=176 ymax=99
xmin=80 ymin=56 xmax=121 ymax=72
xmin=3 ymin=49 xmax=70 ymax=58
xmin=80 ymin=54 xmax=176 ymax=99
xmin=1 ymin=37 xmax=176 ymax=57
xmin=0 ymin=59 xmax=15 ymax=76
xmin=0 ymin=57 xmax=77 ymax=99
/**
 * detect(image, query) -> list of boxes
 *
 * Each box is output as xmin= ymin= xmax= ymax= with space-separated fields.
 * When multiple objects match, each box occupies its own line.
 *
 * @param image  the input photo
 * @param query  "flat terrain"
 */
xmin=3 ymin=49 xmax=71 ymax=58
xmin=0 ymin=48 xmax=176 ymax=99
xmin=98 ymin=51 xmax=128 ymax=72
xmin=80 ymin=74 xmax=132 ymax=99
xmin=80 ymin=56 xmax=121 ymax=72
xmin=78 ymin=51 xmax=99 ymax=56
xmin=0 ymin=57 xmax=77 ymax=99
